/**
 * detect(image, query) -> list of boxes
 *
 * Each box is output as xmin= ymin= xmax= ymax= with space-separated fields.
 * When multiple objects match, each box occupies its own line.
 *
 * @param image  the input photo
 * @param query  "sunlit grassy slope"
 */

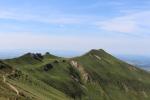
xmin=0 ymin=49 xmax=150 ymax=100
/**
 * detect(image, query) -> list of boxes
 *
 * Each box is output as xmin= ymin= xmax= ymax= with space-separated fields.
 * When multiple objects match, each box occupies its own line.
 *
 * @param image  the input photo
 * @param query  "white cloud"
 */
xmin=96 ymin=11 xmax=150 ymax=35
xmin=97 ymin=19 xmax=137 ymax=33
xmin=0 ymin=32 xmax=149 ymax=55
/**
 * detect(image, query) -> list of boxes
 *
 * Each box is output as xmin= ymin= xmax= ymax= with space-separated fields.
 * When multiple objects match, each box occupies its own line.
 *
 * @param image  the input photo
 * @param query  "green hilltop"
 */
xmin=0 ymin=49 xmax=150 ymax=100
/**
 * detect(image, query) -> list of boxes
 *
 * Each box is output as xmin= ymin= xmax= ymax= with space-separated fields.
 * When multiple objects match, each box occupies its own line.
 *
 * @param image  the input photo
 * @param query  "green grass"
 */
xmin=0 ymin=49 xmax=150 ymax=100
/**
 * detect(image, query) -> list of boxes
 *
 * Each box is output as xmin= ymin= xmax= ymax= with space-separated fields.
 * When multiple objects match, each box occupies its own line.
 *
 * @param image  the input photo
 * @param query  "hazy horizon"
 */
xmin=0 ymin=49 xmax=150 ymax=59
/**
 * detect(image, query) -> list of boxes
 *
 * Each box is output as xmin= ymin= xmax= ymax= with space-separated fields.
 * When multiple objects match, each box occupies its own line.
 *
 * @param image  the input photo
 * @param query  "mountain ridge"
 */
xmin=0 ymin=49 xmax=150 ymax=100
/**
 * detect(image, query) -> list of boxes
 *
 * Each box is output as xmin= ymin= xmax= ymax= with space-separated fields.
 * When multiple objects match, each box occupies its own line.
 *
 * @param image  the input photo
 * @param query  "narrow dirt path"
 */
xmin=3 ymin=75 xmax=19 ymax=95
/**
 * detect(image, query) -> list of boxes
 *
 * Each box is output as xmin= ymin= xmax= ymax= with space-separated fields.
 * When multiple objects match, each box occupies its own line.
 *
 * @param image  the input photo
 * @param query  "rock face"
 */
xmin=70 ymin=60 xmax=90 ymax=83
xmin=94 ymin=55 xmax=101 ymax=60
xmin=43 ymin=63 xmax=53 ymax=71
xmin=32 ymin=53 xmax=43 ymax=61
xmin=21 ymin=53 xmax=43 ymax=61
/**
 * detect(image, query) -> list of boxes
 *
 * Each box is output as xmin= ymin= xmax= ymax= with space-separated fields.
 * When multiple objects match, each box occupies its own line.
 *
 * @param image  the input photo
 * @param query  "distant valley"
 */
xmin=118 ymin=55 xmax=150 ymax=71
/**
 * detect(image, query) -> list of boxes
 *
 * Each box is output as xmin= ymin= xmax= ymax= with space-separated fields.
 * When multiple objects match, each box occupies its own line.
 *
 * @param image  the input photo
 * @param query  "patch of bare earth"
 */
xmin=94 ymin=55 xmax=101 ymax=60
xmin=70 ymin=60 xmax=90 ymax=83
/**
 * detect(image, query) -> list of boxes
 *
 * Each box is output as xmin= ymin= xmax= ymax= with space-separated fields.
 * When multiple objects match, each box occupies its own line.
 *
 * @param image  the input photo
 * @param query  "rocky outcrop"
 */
xmin=70 ymin=60 xmax=90 ymax=83
xmin=32 ymin=53 xmax=43 ymax=61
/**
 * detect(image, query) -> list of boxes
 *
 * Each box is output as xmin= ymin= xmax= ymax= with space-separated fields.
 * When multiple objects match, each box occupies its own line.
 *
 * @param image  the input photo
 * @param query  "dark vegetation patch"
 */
xmin=53 ymin=60 xmax=59 ymax=64
xmin=5 ymin=69 xmax=31 ymax=83
xmin=43 ymin=63 xmax=53 ymax=71
xmin=0 ymin=60 xmax=12 ymax=73
xmin=62 ymin=60 xmax=66 ymax=63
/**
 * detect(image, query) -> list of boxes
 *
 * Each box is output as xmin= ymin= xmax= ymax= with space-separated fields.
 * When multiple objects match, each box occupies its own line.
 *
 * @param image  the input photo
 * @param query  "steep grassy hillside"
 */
xmin=0 ymin=50 xmax=150 ymax=100
xmin=74 ymin=49 xmax=150 ymax=100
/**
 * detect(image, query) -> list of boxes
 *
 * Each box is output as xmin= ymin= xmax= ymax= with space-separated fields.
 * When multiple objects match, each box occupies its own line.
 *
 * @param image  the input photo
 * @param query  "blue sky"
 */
xmin=0 ymin=0 xmax=150 ymax=57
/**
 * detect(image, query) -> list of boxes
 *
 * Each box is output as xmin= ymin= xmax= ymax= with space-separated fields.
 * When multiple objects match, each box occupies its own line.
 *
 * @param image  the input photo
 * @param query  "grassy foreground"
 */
xmin=0 ymin=49 xmax=150 ymax=100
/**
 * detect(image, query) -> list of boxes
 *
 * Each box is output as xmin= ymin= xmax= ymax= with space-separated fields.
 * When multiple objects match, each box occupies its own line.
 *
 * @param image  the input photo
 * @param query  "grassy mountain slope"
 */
xmin=0 ymin=50 xmax=150 ymax=100
xmin=74 ymin=49 xmax=150 ymax=100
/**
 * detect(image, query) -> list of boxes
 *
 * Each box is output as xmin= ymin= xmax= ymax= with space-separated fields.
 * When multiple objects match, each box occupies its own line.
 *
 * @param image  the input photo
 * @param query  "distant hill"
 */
xmin=0 ymin=49 xmax=150 ymax=100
